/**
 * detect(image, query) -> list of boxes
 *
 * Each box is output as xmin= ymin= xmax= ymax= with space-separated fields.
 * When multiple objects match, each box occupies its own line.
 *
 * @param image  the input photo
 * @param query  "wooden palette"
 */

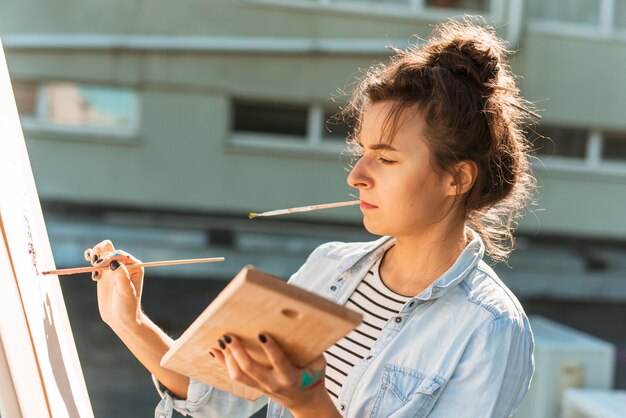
xmin=161 ymin=265 xmax=362 ymax=401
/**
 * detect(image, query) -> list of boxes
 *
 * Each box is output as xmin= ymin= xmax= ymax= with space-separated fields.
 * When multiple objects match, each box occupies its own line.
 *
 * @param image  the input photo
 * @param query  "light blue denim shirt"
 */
xmin=154 ymin=229 xmax=534 ymax=418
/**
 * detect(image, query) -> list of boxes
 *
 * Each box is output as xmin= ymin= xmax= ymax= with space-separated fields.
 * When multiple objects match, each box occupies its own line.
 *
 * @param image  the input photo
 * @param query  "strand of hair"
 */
xmin=486 ymin=84 xmax=542 ymax=120
xmin=487 ymin=84 xmax=517 ymax=94
xmin=509 ymin=102 xmax=542 ymax=121
xmin=386 ymin=45 xmax=406 ymax=56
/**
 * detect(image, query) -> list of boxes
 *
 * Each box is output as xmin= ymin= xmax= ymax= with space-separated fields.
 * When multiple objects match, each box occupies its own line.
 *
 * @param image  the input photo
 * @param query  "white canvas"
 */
xmin=0 ymin=40 xmax=93 ymax=418
xmin=0 ymin=227 xmax=49 ymax=418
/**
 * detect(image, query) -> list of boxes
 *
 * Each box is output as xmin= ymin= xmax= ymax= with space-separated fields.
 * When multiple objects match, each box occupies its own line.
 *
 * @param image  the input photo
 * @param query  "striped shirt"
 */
xmin=324 ymin=255 xmax=411 ymax=405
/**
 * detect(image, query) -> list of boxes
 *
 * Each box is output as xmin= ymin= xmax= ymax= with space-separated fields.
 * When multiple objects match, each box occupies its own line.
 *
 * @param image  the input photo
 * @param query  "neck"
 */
xmin=379 ymin=220 xmax=469 ymax=296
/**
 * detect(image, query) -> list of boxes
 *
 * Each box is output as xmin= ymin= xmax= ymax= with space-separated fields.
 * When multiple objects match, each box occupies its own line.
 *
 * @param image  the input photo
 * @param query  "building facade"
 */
xmin=1 ymin=0 xmax=625 ymax=299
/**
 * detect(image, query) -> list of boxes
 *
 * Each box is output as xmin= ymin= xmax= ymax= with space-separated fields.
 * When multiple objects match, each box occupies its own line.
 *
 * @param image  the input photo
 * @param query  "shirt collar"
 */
xmin=337 ymin=227 xmax=485 ymax=301
xmin=416 ymin=228 xmax=484 ymax=300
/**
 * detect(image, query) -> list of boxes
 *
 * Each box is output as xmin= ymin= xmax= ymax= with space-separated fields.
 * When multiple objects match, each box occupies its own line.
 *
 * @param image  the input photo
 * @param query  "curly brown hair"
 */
xmin=338 ymin=17 xmax=537 ymax=262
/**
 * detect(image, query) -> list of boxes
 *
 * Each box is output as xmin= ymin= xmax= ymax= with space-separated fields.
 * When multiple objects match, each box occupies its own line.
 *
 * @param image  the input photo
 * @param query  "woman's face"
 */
xmin=347 ymin=101 xmax=456 ymax=237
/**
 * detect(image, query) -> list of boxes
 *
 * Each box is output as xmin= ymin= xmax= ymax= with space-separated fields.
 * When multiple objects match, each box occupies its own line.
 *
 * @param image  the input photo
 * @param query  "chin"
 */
xmin=362 ymin=217 xmax=393 ymax=237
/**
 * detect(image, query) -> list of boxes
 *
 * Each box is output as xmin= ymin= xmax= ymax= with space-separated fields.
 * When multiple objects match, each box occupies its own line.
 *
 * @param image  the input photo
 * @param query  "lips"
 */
xmin=360 ymin=200 xmax=378 ymax=209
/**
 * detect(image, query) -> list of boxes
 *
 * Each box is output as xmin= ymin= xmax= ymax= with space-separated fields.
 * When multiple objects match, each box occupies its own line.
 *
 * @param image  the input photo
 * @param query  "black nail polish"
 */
xmin=95 ymin=258 xmax=103 ymax=265
xmin=258 ymin=334 xmax=267 ymax=344
xmin=218 ymin=339 xmax=225 ymax=350
xmin=110 ymin=260 xmax=120 ymax=271
xmin=93 ymin=255 xmax=98 ymax=263
xmin=224 ymin=335 xmax=232 ymax=344
xmin=209 ymin=352 xmax=215 ymax=358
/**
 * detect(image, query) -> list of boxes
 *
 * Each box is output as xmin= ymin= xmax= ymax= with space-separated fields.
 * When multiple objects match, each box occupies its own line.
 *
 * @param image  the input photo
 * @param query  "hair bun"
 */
xmin=423 ymin=19 xmax=506 ymax=87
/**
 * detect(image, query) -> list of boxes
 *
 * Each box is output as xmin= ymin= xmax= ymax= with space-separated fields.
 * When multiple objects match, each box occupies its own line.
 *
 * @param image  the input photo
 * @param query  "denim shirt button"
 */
xmin=330 ymin=285 xmax=337 ymax=291
xmin=408 ymin=301 xmax=415 ymax=308
xmin=395 ymin=316 xmax=403 ymax=324
xmin=339 ymin=403 xmax=346 ymax=412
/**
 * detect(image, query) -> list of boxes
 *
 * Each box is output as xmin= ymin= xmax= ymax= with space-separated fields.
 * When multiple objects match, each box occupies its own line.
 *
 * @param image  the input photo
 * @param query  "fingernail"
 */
xmin=209 ymin=352 xmax=215 ymax=358
xmin=112 ymin=251 xmax=119 ymax=256
xmin=91 ymin=271 xmax=99 ymax=281
xmin=95 ymin=258 xmax=103 ymax=265
xmin=92 ymin=255 xmax=98 ymax=263
xmin=258 ymin=334 xmax=267 ymax=344
xmin=110 ymin=260 xmax=120 ymax=271
xmin=223 ymin=335 xmax=232 ymax=344
xmin=218 ymin=339 xmax=225 ymax=350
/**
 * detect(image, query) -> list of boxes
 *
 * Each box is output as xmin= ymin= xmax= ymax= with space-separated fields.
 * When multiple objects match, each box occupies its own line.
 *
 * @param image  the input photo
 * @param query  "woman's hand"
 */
xmin=210 ymin=333 xmax=340 ymax=417
xmin=84 ymin=240 xmax=145 ymax=332
xmin=84 ymin=241 xmax=191 ymax=399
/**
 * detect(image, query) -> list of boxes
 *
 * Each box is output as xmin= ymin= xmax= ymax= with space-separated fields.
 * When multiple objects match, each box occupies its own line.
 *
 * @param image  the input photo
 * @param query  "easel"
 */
xmin=0 ymin=40 xmax=93 ymax=418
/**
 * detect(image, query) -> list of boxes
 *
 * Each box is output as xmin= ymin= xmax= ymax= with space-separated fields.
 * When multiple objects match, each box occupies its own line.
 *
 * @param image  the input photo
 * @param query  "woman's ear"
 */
xmin=446 ymin=160 xmax=477 ymax=197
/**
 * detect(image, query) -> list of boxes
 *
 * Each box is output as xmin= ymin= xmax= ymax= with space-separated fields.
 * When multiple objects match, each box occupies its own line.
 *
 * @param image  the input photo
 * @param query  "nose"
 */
xmin=347 ymin=156 xmax=373 ymax=190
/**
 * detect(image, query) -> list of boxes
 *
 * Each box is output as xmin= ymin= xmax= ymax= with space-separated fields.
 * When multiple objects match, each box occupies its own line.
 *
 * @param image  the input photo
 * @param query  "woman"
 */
xmin=87 ymin=18 xmax=536 ymax=418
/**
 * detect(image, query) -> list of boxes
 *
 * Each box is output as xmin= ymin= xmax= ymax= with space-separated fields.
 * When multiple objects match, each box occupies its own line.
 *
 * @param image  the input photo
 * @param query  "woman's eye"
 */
xmin=378 ymin=157 xmax=396 ymax=165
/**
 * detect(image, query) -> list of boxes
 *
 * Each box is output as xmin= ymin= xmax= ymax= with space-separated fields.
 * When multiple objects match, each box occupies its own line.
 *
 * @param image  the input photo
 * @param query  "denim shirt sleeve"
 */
xmin=152 ymin=376 xmax=267 ymax=418
xmin=149 ymin=241 xmax=345 ymax=418
xmin=427 ymin=317 xmax=534 ymax=418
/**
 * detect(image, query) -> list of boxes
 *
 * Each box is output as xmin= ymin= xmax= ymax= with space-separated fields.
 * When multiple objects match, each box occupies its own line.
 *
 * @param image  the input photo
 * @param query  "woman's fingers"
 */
xmin=222 ymin=335 xmax=276 ymax=391
xmin=218 ymin=339 xmax=262 ymax=390
xmin=257 ymin=334 xmax=325 ymax=390
xmin=98 ymin=261 xmax=137 ymax=302
xmin=86 ymin=240 xmax=116 ymax=280
xmin=256 ymin=333 xmax=297 ymax=385
xmin=213 ymin=334 xmax=327 ymax=408
xmin=91 ymin=248 xmax=143 ymax=283
xmin=98 ymin=250 xmax=144 ymax=292
xmin=209 ymin=348 xmax=224 ymax=364
xmin=85 ymin=242 xmax=137 ymax=266
xmin=105 ymin=250 xmax=144 ymax=295
xmin=90 ymin=240 xmax=115 ymax=263
xmin=96 ymin=249 xmax=142 ymax=271
xmin=104 ymin=249 xmax=141 ymax=265
xmin=112 ymin=263 xmax=137 ymax=300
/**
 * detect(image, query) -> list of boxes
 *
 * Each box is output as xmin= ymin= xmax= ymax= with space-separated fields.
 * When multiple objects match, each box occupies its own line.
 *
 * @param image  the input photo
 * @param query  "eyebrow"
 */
xmin=357 ymin=142 xmax=399 ymax=152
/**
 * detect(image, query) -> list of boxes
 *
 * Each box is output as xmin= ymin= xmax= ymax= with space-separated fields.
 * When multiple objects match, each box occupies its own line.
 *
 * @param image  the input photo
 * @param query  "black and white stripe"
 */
xmin=324 ymin=257 xmax=410 ymax=405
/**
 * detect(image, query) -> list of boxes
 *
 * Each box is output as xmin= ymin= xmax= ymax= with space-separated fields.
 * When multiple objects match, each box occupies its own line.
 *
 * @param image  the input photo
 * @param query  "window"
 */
xmin=424 ymin=0 xmax=488 ymax=12
xmin=13 ymin=80 xmax=140 ymax=138
xmin=232 ymin=100 xmax=308 ymax=137
xmin=46 ymin=83 xmax=137 ymax=130
xmin=527 ymin=0 xmax=626 ymax=36
xmin=531 ymin=125 xmax=626 ymax=173
xmin=324 ymin=0 xmax=489 ymax=10
xmin=250 ymin=0 xmax=493 ymax=17
xmin=602 ymin=132 xmax=626 ymax=162
xmin=528 ymin=0 xmax=600 ymax=26
xmin=532 ymin=126 xmax=588 ymax=159
xmin=230 ymin=99 xmax=351 ymax=151
xmin=333 ymin=0 xmax=409 ymax=5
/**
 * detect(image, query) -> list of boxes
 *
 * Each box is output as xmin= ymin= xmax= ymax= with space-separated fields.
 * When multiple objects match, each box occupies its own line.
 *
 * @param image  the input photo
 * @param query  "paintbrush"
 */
xmin=249 ymin=200 xmax=360 ymax=219
xmin=42 ymin=257 xmax=225 ymax=276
